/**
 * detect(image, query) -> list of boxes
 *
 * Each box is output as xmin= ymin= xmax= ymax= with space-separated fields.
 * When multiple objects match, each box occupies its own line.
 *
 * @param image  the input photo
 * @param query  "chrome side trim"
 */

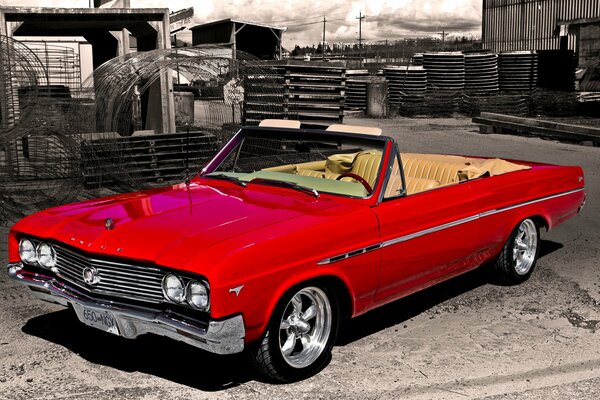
xmin=317 ymin=244 xmax=381 ymax=265
xmin=7 ymin=263 xmax=245 ymax=355
xmin=381 ymin=215 xmax=480 ymax=248
xmin=478 ymin=188 xmax=584 ymax=218
xmin=317 ymin=188 xmax=584 ymax=265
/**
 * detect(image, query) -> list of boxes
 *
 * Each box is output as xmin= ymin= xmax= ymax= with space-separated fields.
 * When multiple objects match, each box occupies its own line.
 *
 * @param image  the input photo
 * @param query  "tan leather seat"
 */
xmin=401 ymin=153 xmax=529 ymax=185
xmin=405 ymin=176 xmax=440 ymax=195
xmin=401 ymin=153 xmax=470 ymax=185
xmin=350 ymin=152 xmax=383 ymax=187
xmin=385 ymin=155 xmax=440 ymax=197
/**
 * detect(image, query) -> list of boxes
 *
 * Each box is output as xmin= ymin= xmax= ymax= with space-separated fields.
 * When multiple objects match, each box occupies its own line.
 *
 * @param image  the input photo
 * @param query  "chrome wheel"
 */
xmin=513 ymin=219 xmax=538 ymax=275
xmin=279 ymin=286 xmax=332 ymax=369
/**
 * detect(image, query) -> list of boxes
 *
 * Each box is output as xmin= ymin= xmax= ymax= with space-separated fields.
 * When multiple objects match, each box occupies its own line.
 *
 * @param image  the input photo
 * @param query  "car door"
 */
xmin=372 ymin=147 xmax=483 ymax=304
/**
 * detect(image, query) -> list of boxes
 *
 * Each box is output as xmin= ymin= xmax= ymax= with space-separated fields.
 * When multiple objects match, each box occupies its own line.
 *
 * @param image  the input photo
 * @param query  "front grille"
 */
xmin=54 ymin=245 xmax=165 ymax=304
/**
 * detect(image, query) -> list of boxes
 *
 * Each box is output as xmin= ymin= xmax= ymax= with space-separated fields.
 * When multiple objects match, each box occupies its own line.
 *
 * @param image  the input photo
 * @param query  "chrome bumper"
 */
xmin=7 ymin=262 xmax=245 ymax=355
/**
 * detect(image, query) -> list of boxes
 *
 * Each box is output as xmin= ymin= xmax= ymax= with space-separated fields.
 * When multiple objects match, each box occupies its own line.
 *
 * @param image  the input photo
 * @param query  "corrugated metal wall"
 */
xmin=482 ymin=0 xmax=600 ymax=53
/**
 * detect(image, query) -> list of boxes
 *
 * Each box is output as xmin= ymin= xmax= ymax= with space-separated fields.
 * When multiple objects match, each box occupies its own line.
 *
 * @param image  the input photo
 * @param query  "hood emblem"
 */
xmin=229 ymin=285 xmax=244 ymax=297
xmin=105 ymin=218 xmax=115 ymax=230
xmin=82 ymin=267 xmax=100 ymax=285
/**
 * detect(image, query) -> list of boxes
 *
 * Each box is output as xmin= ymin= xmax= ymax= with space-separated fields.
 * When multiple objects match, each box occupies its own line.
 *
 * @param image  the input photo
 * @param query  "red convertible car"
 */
xmin=7 ymin=120 xmax=585 ymax=382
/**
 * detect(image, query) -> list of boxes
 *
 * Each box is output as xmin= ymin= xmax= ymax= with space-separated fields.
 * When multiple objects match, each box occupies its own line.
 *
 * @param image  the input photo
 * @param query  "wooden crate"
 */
xmin=243 ymin=61 xmax=346 ymax=126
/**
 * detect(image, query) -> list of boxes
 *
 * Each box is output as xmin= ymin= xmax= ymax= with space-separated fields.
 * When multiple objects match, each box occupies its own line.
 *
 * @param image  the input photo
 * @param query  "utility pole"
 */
xmin=322 ymin=15 xmax=327 ymax=61
xmin=439 ymin=29 xmax=447 ymax=50
xmin=385 ymin=38 xmax=389 ymax=63
xmin=357 ymin=10 xmax=365 ymax=65
xmin=357 ymin=10 xmax=365 ymax=49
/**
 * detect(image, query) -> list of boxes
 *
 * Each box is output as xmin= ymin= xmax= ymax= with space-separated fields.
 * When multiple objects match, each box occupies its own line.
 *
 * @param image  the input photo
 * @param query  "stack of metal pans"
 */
xmin=383 ymin=65 xmax=427 ymax=106
xmin=498 ymin=51 xmax=538 ymax=91
xmin=412 ymin=53 xmax=423 ymax=66
xmin=423 ymin=52 xmax=465 ymax=91
xmin=345 ymin=69 xmax=370 ymax=110
xmin=464 ymin=52 xmax=499 ymax=94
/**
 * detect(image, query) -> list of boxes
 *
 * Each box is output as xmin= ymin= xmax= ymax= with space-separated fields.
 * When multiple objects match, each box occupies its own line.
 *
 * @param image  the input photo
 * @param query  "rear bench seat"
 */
xmin=400 ymin=153 xmax=472 ymax=186
xmin=405 ymin=176 xmax=440 ymax=195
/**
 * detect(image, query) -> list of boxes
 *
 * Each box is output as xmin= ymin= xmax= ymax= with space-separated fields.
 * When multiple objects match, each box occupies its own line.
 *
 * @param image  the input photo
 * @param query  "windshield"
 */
xmin=204 ymin=128 xmax=387 ymax=198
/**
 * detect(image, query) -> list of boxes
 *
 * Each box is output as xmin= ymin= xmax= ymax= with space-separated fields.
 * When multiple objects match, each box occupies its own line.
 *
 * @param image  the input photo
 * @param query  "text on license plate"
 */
xmin=81 ymin=307 xmax=120 ymax=336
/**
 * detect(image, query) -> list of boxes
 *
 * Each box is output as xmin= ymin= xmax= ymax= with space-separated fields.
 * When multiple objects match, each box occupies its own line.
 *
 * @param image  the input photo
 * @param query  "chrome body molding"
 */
xmin=7 ymin=263 xmax=245 ymax=355
xmin=318 ymin=188 xmax=585 ymax=265
xmin=317 ymin=244 xmax=381 ymax=266
xmin=381 ymin=215 xmax=480 ymax=248
xmin=478 ymin=188 xmax=585 ymax=218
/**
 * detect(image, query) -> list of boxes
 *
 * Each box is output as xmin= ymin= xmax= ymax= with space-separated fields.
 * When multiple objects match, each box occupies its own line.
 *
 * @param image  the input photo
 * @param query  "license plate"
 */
xmin=79 ymin=307 xmax=120 ymax=336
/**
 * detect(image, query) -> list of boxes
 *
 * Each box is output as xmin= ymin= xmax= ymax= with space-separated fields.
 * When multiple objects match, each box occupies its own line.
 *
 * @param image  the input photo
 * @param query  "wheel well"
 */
xmin=309 ymin=276 xmax=353 ymax=321
xmin=530 ymin=215 xmax=549 ymax=232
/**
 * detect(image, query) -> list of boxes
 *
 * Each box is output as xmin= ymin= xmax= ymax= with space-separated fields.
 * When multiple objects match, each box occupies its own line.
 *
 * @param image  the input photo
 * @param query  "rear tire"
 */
xmin=249 ymin=285 xmax=339 ymax=382
xmin=493 ymin=218 xmax=540 ymax=284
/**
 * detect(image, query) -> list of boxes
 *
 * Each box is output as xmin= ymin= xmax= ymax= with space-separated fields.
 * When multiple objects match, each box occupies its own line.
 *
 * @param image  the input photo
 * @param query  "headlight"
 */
xmin=162 ymin=274 xmax=185 ymax=303
xmin=19 ymin=239 xmax=37 ymax=264
xmin=36 ymin=243 xmax=57 ymax=268
xmin=186 ymin=281 xmax=209 ymax=310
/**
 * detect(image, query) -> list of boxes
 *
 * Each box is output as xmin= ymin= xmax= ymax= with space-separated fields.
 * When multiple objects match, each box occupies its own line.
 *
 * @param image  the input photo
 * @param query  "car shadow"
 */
xmin=22 ymin=309 xmax=253 ymax=391
xmin=337 ymin=239 xmax=563 ymax=346
xmin=538 ymin=239 xmax=563 ymax=258
xmin=21 ymin=240 xmax=563 ymax=388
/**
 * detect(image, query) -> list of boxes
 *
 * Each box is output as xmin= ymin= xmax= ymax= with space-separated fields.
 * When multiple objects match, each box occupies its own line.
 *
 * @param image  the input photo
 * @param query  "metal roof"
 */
xmin=190 ymin=18 xmax=287 ymax=32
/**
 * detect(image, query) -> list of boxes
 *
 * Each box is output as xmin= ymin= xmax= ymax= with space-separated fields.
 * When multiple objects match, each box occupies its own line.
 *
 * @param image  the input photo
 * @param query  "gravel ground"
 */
xmin=1 ymin=116 xmax=599 ymax=399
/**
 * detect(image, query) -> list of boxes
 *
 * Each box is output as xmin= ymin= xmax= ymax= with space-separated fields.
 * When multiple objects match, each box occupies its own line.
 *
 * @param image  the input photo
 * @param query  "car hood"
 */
xmin=13 ymin=180 xmax=348 ymax=267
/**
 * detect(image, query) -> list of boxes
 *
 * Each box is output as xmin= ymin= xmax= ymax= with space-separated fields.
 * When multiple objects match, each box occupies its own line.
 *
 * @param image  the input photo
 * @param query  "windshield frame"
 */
xmin=200 ymin=126 xmax=393 ymax=201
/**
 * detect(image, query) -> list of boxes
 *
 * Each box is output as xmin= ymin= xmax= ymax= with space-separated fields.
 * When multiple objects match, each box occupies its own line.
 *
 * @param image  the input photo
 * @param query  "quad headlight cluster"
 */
xmin=161 ymin=273 xmax=210 ymax=311
xmin=19 ymin=238 xmax=57 ymax=268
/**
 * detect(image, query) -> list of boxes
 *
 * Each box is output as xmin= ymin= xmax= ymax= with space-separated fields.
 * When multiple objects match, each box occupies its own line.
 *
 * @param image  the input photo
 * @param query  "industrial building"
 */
xmin=191 ymin=19 xmax=286 ymax=60
xmin=482 ymin=0 xmax=600 ymax=64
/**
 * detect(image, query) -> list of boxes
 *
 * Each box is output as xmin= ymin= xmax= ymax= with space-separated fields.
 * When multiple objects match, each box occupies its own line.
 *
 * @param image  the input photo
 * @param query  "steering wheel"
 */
xmin=336 ymin=173 xmax=373 ymax=193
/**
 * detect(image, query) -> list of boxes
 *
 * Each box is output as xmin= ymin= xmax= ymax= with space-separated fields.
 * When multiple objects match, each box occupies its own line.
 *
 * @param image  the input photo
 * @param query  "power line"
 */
xmin=268 ymin=11 xmax=347 ymax=25
xmin=285 ymin=17 xmax=345 ymax=29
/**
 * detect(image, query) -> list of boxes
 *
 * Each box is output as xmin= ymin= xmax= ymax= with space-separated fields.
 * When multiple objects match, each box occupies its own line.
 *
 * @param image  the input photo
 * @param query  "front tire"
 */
xmin=493 ymin=218 xmax=540 ymax=284
xmin=249 ymin=285 xmax=339 ymax=382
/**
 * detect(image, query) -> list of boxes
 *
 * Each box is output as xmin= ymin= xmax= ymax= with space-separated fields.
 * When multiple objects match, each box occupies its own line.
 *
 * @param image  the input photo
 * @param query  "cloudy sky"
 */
xmin=0 ymin=0 xmax=482 ymax=48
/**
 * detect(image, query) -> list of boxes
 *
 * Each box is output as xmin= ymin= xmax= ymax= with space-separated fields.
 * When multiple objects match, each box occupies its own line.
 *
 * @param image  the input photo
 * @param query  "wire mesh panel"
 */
xmin=0 ymin=35 xmax=83 ymax=224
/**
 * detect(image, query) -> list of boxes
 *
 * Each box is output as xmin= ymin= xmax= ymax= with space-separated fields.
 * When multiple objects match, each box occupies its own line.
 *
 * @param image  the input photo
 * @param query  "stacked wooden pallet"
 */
xmin=81 ymin=132 xmax=220 ymax=187
xmin=345 ymin=70 xmax=370 ymax=111
xmin=243 ymin=62 xmax=346 ymax=126
xmin=243 ymin=73 xmax=286 ymax=123
xmin=579 ymin=92 xmax=600 ymax=102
